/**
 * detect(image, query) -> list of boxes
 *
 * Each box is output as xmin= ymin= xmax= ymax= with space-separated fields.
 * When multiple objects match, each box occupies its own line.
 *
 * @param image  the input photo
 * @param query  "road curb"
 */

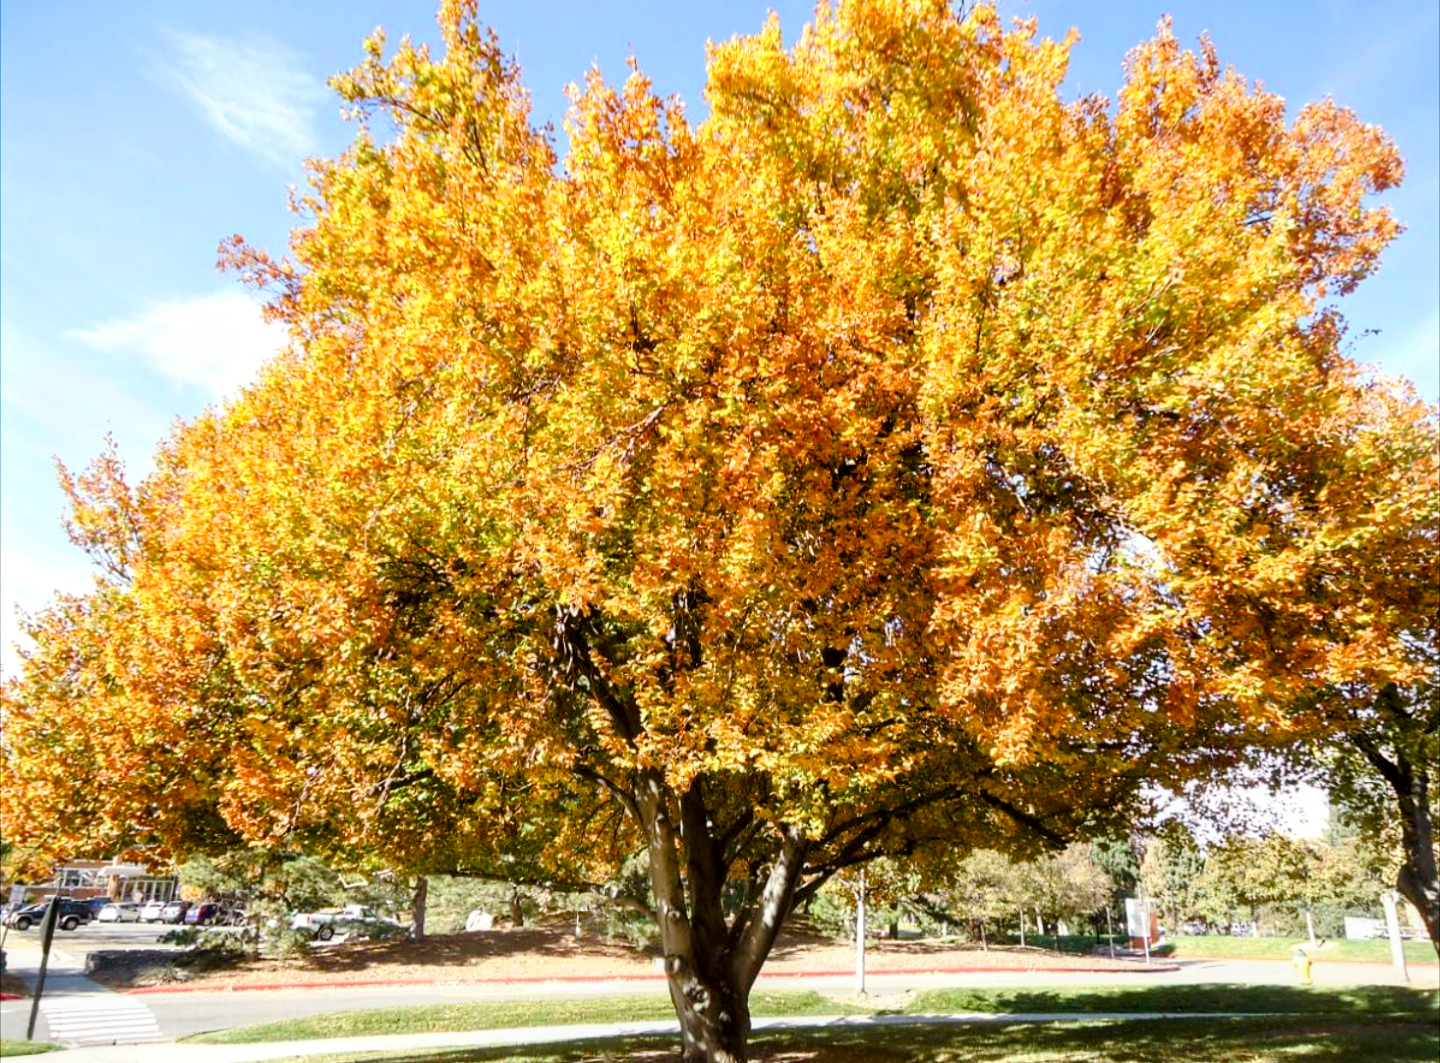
xmin=122 ymin=962 xmax=1180 ymax=995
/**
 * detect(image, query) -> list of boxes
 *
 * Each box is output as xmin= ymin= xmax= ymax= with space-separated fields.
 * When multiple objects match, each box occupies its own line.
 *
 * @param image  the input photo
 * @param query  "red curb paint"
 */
xmin=124 ymin=963 xmax=1178 ymax=995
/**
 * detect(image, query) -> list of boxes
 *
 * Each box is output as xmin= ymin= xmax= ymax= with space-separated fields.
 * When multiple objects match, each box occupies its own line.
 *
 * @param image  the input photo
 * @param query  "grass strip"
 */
xmin=906 ymin=982 xmax=1440 ymax=1020
xmin=0 ymin=1041 xmax=61 ymax=1056
xmin=189 ymin=983 xmax=1438 ymax=1048
xmin=981 ymin=932 xmax=1437 ymax=965
xmin=184 ymin=989 xmax=870 ymax=1043
xmin=1162 ymin=934 xmax=1437 ymax=965
xmin=251 ymin=1014 xmax=1440 ymax=1063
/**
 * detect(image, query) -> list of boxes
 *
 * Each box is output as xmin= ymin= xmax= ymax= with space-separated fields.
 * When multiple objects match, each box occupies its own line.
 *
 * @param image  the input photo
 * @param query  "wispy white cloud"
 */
xmin=69 ymin=291 xmax=286 ymax=399
xmin=157 ymin=28 xmax=324 ymax=169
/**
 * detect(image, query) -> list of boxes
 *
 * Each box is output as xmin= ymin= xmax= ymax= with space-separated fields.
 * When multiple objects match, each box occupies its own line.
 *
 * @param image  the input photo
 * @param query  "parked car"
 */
xmin=183 ymin=902 xmax=249 ymax=927
xmin=291 ymin=904 xmax=402 ymax=942
xmin=97 ymin=902 xmax=142 ymax=923
xmin=159 ymin=900 xmax=191 ymax=924
xmin=139 ymin=901 xmax=167 ymax=922
xmin=4 ymin=898 xmax=93 ymax=932
xmin=184 ymin=902 xmax=222 ymax=926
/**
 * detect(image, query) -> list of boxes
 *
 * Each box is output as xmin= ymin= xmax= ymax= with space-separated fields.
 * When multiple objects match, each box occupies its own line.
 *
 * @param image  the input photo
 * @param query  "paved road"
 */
xmin=4 ymin=934 xmax=1434 ymax=1047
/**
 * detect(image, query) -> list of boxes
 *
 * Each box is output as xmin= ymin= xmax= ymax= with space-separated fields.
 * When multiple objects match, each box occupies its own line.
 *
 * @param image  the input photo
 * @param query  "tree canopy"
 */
xmin=3 ymin=1 xmax=1434 ymax=1058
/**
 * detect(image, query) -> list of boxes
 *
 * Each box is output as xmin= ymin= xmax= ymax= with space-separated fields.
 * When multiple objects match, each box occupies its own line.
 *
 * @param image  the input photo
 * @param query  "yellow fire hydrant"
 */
xmin=1292 ymin=947 xmax=1313 ymax=986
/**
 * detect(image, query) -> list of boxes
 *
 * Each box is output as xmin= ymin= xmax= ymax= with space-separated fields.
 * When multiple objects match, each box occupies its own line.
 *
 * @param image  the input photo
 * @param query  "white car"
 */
xmin=140 ymin=901 xmax=166 ymax=922
xmin=97 ymin=902 xmax=142 ymax=923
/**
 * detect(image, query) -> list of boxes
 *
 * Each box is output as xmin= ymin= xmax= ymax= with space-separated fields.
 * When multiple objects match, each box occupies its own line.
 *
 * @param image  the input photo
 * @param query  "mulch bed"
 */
xmin=85 ymin=924 xmax=1155 ymax=991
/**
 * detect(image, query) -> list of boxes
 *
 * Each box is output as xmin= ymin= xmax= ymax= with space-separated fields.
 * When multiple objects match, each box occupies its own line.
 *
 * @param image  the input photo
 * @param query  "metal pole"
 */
xmin=854 ymin=870 xmax=867 ymax=998
xmin=1380 ymin=891 xmax=1409 ymax=983
xmin=25 ymin=897 xmax=61 ymax=1041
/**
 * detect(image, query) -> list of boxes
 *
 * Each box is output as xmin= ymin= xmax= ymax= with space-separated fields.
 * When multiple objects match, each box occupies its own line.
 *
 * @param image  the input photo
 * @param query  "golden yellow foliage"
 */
xmin=4 ymin=1 xmax=1434 ymax=1056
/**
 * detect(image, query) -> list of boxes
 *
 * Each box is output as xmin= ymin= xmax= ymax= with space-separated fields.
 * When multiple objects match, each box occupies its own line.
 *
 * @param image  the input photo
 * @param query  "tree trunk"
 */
xmin=665 ymin=955 xmax=753 ymax=1063
xmin=1351 ymin=725 xmax=1439 ymax=956
xmin=634 ymin=770 xmax=808 ymax=1063
xmin=410 ymin=875 xmax=427 ymax=943
xmin=509 ymin=887 xmax=525 ymax=928
xmin=1391 ymin=766 xmax=1439 ymax=956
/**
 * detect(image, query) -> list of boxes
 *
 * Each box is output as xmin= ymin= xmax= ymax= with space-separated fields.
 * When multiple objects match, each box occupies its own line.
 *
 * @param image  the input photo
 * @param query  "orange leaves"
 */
xmin=4 ymin=0 xmax=1433 ymax=897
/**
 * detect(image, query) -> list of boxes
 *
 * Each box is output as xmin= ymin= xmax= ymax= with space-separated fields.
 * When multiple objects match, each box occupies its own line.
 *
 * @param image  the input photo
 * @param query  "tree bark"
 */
xmin=1351 ymin=727 xmax=1439 ymax=956
xmin=634 ymin=770 xmax=808 ymax=1062
xmin=665 ymin=953 xmax=752 ymax=1063
xmin=1388 ymin=762 xmax=1438 ymax=955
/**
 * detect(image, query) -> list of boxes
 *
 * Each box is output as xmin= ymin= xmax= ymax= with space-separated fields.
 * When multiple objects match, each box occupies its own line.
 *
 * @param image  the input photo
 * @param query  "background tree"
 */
xmin=1092 ymin=833 xmax=1142 ymax=935
xmin=1 ymin=1 xmax=1427 ymax=1058
xmin=1139 ymin=822 xmax=1207 ymax=931
xmin=1027 ymin=844 xmax=1114 ymax=944
xmin=1303 ymin=801 xmax=1412 ymax=937
xmin=1197 ymin=833 xmax=1316 ymax=934
xmin=939 ymin=849 xmax=1031 ymax=947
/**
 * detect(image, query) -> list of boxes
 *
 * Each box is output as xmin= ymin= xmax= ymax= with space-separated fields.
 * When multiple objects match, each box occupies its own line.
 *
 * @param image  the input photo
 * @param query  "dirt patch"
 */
xmin=90 ymin=924 xmax=1154 ymax=991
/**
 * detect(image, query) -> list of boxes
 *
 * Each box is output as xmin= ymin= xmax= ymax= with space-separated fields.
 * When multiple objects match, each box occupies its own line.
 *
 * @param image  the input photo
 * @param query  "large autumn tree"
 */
xmin=4 ymin=2 xmax=1435 ymax=1058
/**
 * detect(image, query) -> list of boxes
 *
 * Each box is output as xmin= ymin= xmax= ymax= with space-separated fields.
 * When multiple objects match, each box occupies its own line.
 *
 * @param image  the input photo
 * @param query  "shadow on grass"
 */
xmin=749 ymin=1020 xmax=1440 ymax=1063
xmin=258 ymin=1017 xmax=1440 ymax=1063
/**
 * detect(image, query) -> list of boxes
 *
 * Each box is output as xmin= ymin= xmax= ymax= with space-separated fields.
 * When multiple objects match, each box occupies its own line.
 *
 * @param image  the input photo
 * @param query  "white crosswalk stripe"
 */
xmin=39 ymin=995 xmax=164 ymax=1045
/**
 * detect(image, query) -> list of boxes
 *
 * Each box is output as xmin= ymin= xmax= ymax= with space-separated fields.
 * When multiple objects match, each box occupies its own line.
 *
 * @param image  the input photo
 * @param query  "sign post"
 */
xmin=854 ymin=870 xmax=867 ymax=998
xmin=25 ymin=898 xmax=61 ymax=1041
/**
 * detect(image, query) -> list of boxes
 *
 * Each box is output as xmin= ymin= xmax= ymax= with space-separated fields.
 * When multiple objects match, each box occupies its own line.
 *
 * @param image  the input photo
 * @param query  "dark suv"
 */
xmin=4 ymin=898 xmax=94 ymax=932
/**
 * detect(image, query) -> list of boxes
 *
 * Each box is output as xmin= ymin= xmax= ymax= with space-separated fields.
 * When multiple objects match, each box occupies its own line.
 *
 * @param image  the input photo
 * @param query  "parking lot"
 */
xmin=2 ymin=919 xmax=187 ymax=962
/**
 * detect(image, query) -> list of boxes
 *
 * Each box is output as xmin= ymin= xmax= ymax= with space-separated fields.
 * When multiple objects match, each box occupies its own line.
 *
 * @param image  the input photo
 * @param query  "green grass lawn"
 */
xmin=0 ymin=1040 xmax=61 ymax=1056
xmin=248 ymin=1016 xmax=1440 ymax=1063
xmin=907 ymin=982 xmax=1438 ymax=1018
xmin=186 ymin=982 xmax=1437 ymax=1049
xmin=1164 ymin=934 xmax=1436 ymax=965
xmin=990 ymin=932 xmax=1437 ymax=965
xmin=184 ymin=990 xmax=872 ymax=1043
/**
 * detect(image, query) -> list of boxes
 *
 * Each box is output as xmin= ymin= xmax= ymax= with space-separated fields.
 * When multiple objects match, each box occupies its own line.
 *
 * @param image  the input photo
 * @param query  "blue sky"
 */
xmin=2 ymin=0 xmax=1437 ymax=691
